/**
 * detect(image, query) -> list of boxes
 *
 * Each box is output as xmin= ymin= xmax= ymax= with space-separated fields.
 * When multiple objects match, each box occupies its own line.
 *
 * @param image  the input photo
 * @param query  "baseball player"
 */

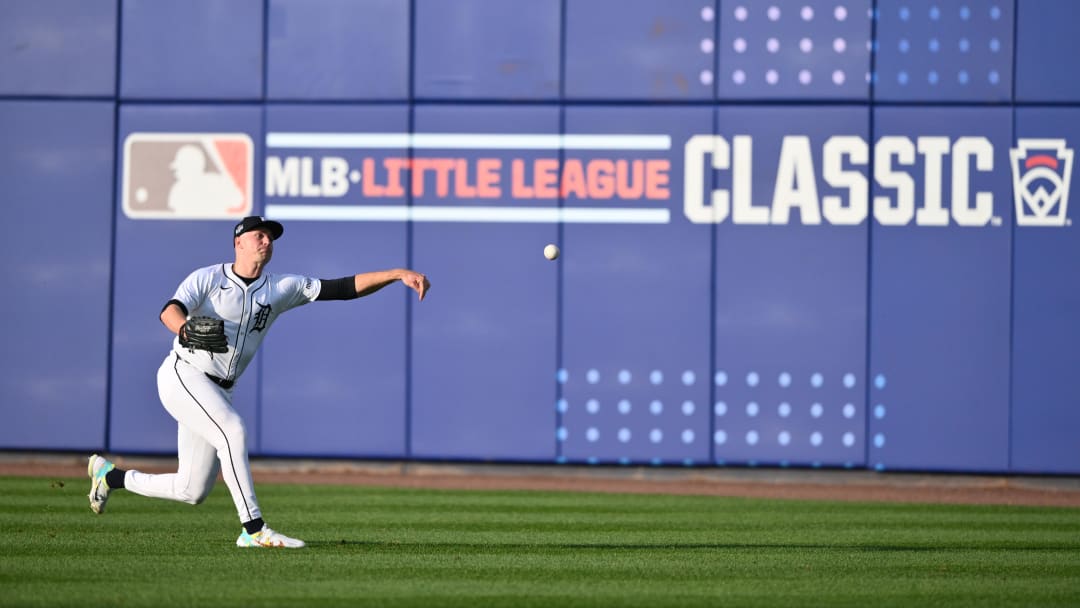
xmin=87 ymin=216 xmax=430 ymax=548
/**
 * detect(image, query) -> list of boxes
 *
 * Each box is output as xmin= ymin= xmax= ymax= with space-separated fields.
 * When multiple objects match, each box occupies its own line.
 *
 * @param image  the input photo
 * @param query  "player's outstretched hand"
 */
xmin=401 ymin=270 xmax=430 ymax=301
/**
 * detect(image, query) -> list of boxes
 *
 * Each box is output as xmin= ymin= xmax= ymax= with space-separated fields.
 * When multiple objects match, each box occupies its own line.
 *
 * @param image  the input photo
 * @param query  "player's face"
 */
xmin=236 ymin=228 xmax=274 ymax=264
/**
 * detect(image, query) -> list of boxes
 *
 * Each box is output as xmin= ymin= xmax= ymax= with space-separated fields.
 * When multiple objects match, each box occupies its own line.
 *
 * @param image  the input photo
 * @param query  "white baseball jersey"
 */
xmin=170 ymin=263 xmax=321 ymax=381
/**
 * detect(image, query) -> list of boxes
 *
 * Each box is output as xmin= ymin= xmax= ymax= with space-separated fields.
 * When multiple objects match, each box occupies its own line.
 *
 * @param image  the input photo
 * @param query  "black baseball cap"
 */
xmin=233 ymin=216 xmax=284 ymax=240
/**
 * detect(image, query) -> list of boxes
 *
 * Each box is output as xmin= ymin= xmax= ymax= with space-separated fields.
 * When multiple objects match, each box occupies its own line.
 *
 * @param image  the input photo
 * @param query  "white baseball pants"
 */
xmin=122 ymin=353 xmax=262 ymax=524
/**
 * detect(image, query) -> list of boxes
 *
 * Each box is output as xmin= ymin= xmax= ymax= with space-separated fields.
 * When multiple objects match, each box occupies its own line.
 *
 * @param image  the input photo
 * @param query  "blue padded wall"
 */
xmin=711 ymin=106 xmax=869 ymax=468
xmin=559 ymin=106 xmax=713 ymax=465
xmin=868 ymin=107 xmax=1013 ymax=472
xmin=716 ymin=0 xmax=872 ymax=100
xmin=260 ymin=104 xmax=411 ymax=457
xmin=267 ymin=0 xmax=410 ymax=100
xmin=410 ymin=105 xmax=560 ymax=461
xmin=110 ymin=105 xmax=263 ymax=454
xmin=565 ymin=0 xmax=715 ymax=100
xmin=1 ymin=0 xmax=1079 ymax=475
xmin=120 ymin=0 xmax=264 ymax=100
xmin=1015 ymin=0 xmax=1080 ymax=102
xmin=0 ymin=0 xmax=117 ymax=96
xmin=874 ymin=1 xmax=1013 ymax=102
xmin=0 ymin=101 xmax=115 ymax=450
xmin=1010 ymin=107 xmax=1080 ymax=473
xmin=414 ymin=0 xmax=560 ymax=100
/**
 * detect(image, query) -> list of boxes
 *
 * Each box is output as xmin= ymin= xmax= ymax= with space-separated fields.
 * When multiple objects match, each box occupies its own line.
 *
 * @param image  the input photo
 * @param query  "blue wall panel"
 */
xmin=565 ymin=0 xmax=715 ymax=100
xmin=716 ymin=0 xmax=871 ymax=100
xmin=1015 ymin=0 xmax=1080 ymax=102
xmin=1 ymin=0 xmax=1078 ymax=475
xmin=260 ymin=105 xmax=410 ymax=457
xmin=560 ymin=106 xmax=712 ymax=464
xmin=410 ymin=106 xmax=560 ymax=461
xmin=0 ymin=101 xmax=114 ymax=450
xmin=120 ymin=0 xmax=263 ymax=100
xmin=874 ymin=1 xmax=1013 ymax=102
xmin=110 ymin=105 xmax=263 ymax=454
xmin=267 ymin=0 xmax=410 ymax=100
xmin=414 ymin=0 xmax=560 ymax=100
xmin=868 ymin=107 xmax=1012 ymax=472
xmin=1010 ymin=107 xmax=1080 ymax=473
xmin=711 ymin=106 xmax=869 ymax=468
xmin=0 ymin=0 xmax=117 ymax=97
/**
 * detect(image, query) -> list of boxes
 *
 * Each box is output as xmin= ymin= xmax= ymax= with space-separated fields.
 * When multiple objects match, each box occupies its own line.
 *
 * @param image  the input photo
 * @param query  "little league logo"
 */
xmin=1010 ymin=139 xmax=1073 ymax=227
xmin=122 ymin=133 xmax=254 ymax=219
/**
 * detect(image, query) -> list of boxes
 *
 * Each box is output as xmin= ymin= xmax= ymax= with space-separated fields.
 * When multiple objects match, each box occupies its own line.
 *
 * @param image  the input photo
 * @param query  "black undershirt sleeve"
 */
xmin=315 ymin=277 xmax=359 ymax=301
xmin=161 ymin=299 xmax=189 ymax=316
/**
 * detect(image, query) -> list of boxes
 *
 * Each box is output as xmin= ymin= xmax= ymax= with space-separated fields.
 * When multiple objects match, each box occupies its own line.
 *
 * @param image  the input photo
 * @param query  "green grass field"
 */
xmin=2 ymin=475 xmax=1078 ymax=607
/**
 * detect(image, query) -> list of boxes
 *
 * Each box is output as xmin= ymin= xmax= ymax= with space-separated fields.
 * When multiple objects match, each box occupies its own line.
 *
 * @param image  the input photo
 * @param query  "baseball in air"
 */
xmin=544 ymin=244 xmax=560 ymax=260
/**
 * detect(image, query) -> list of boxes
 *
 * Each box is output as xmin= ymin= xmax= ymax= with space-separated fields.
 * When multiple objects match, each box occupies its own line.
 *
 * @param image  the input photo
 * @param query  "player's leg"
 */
xmin=156 ymin=354 xmax=302 ymax=547
xmin=122 ymin=423 xmax=220 ymax=506
xmin=149 ymin=354 xmax=263 ymax=523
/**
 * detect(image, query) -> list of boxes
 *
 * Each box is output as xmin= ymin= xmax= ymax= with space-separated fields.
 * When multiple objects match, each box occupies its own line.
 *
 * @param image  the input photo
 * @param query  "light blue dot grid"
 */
xmin=714 ymin=401 xmax=727 ymax=416
xmin=650 ymin=400 xmax=663 ymax=415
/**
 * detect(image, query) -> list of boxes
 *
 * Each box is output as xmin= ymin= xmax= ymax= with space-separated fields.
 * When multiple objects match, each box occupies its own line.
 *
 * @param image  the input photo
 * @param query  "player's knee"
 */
xmin=175 ymin=479 xmax=216 ymax=505
xmin=218 ymin=416 xmax=248 ymax=445
xmin=176 ymin=487 xmax=212 ymax=505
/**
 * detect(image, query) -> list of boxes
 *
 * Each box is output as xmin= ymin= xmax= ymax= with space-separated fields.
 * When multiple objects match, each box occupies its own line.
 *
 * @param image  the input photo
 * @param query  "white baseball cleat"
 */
xmin=236 ymin=525 xmax=306 ymax=548
xmin=87 ymin=454 xmax=115 ymax=514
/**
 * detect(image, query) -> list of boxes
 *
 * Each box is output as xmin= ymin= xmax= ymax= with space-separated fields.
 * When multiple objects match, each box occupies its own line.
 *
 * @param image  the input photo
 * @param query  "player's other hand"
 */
xmin=401 ymin=271 xmax=430 ymax=301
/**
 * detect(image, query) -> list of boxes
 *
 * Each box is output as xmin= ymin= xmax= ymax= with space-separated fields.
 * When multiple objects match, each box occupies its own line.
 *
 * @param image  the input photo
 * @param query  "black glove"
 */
xmin=179 ymin=316 xmax=229 ymax=354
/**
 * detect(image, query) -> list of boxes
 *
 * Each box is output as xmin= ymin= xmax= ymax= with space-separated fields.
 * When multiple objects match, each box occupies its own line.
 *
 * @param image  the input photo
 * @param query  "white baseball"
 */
xmin=543 ymin=244 xmax=560 ymax=260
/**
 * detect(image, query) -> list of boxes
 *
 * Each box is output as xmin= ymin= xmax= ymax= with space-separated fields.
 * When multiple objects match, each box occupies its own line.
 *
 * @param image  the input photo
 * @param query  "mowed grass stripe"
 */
xmin=0 ymin=476 xmax=1077 ymax=607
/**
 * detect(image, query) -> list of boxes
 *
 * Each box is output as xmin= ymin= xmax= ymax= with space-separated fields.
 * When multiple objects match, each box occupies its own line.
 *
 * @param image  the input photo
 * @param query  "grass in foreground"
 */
xmin=1 ymin=475 xmax=1078 ymax=607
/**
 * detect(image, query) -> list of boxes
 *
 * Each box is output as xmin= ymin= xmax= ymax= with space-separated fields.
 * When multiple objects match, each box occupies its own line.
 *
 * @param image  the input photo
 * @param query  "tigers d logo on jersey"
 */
xmin=1010 ymin=139 xmax=1074 ymax=227
xmin=122 ymin=133 xmax=254 ymax=219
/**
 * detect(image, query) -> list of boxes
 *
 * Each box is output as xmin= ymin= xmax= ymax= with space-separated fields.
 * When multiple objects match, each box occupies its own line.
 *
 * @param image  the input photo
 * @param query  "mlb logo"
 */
xmin=1010 ymin=139 xmax=1073 ymax=227
xmin=122 ymin=133 xmax=254 ymax=219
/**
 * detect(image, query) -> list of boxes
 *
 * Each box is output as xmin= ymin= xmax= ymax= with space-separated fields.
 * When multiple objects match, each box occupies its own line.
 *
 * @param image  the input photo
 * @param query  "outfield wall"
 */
xmin=2 ymin=0 xmax=1078 ymax=474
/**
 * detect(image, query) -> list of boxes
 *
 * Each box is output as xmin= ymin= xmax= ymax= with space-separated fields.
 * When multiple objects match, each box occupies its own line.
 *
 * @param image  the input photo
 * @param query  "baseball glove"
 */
xmin=179 ymin=316 xmax=229 ymax=354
